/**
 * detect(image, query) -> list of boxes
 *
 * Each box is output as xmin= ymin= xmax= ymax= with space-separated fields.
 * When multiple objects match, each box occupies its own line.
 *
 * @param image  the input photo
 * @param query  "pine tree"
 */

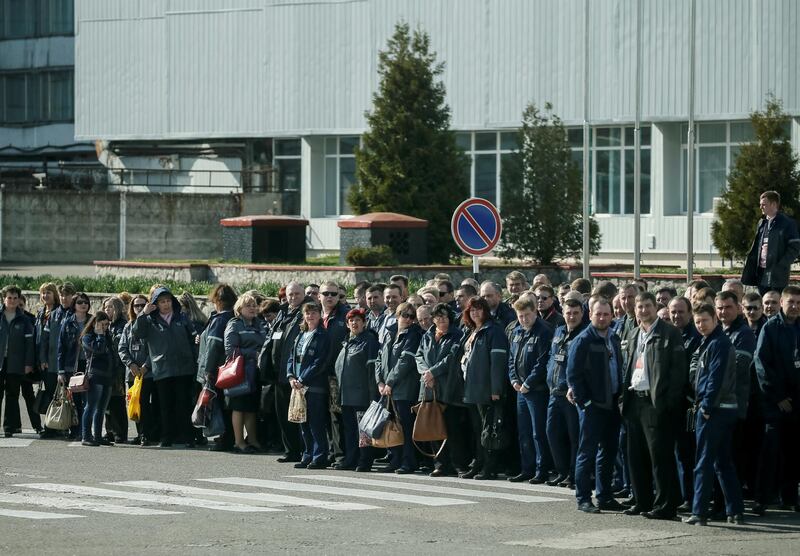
xmin=711 ymin=96 xmax=800 ymax=261
xmin=498 ymin=102 xmax=601 ymax=265
xmin=350 ymin=22 xmax=468 ymax=263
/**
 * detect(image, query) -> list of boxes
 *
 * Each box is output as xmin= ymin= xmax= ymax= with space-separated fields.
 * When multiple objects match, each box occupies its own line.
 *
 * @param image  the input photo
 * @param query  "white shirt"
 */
xmin=630 ymin=325 xmax=653 ymax=392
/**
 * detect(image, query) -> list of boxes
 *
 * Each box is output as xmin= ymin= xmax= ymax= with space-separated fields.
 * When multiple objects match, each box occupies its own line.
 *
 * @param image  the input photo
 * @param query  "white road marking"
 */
xmin=0 ymin=507 xmax=81 ymax=519
xmin=0 ymin=492 xmax=181 ymax=516
xmin=110 ymin=481 xmax=378 ymax=511
xmin=293 ymin=475 xmax=567 ymax=503
xmin=0 ymin=439 xmax=35 ymax=448
xmin=200 ymin=477 xmax=475 ymax=507
xmin=395 ymin=474 xmax=573 ymax=496
xmin=16 ymin=483 xmax=280 ymax=513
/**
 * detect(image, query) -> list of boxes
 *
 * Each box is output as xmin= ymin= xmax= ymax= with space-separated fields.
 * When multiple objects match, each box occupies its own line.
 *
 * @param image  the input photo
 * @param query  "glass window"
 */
xmin=1 ymin=69 xmax=74 ymax=124
xmin=729 ymin=122 xmax=754 ymax=143
xmin=455 ymin=133 xmax=471 ymax=151
xmin=5 ymin=0 xmax=35 ymax=39
xmin=275 ymin=139 xmax=301 ymax=157
xmin=474 ymin=132 xmax=497 ymax=151
xmin=340 ymin=136 xmax=359 ymax=155
xmin=474 ymin=154 xmax=497 ymax=205
xmin=699 ymin=123 xmax=726 ymax=144
xmin=274 ymin=158 xmax=300 ymax=191
xmin=4 ymin=74 xmax=26 ymax=123
xmin=44 ymin=0 xmax=73 ymax=36
xmin=697 ymin=147 xmax=726 ymax=213
xmin=596 ymin=127 xmax=621 ymax=147
xmin=339 ymin=157 xmax=356 ymax=215
xmin=325 ymin=137 xmax=337 ymax=155
xmin=567 ymin=128 xmax=584 ymax=148
xmin=325 ymin=157 xmax=338 ymax=216
xmin=324 ymin=136 xmax=360 ymax=215
xmin=624 ymin=148 xmax=650 ymax=215
xmin=48 ymin=70 xmax=72 ymax=121
xmin=595 ymin=150 xmax=621 ymax=214
xmin=624 ymin=126 xmax=652 ymax=147
xmin=500 ymin=132 xmax=518 ymax=150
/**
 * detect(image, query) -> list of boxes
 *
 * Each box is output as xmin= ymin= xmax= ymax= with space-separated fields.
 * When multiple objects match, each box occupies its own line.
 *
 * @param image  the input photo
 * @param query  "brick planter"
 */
xmin=338 ymin=212 xmax=428 ymax=265
xmin=220 ymin=215 xmax=308 ymax=263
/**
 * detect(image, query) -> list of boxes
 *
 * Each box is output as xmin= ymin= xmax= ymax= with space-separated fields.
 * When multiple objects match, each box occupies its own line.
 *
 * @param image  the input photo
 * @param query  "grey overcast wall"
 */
xmin=74 ymin=0 xmax=800 ymax=140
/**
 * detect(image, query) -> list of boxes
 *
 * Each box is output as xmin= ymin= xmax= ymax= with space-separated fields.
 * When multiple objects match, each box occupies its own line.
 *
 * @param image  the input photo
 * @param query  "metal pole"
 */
xmin=687 ymin=0 xmax=696 ymax=281
xmin=633 ymin=0 xmax=642 ymax=279
xmin=582 ymin=0 xmax=591 ymax=279
xmin=473 ymin=255 xmax=479 ymax=280
xmin=0 ymin=184 xmax=4 ymax=262
xmin=119 ymin=189 xmax=127 ymax=260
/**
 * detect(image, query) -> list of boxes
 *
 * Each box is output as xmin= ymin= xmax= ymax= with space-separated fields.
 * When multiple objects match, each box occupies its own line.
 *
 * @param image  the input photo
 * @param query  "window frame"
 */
xmin=323 ymin=135 xmax=360 ymax=217
xmin=455 ymin=131 xmax=517 ymax=209
xmin=0 ymin=67 xmax=74 ymax=126
xmin=0 ymin=0 xmax=74 ymax=41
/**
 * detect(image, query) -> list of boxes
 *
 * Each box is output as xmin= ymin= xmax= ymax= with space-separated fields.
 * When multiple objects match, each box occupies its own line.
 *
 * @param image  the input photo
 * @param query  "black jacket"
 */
xmin=415 ymin=324 xmax=465 ymax=405
xmin=742 ymin=211 xmax=800 ymax=288
xmin=508 ymin=318 xmax=554 ymax=392
xmin=376 ymin=323 xmax=423 ymax=402
xmin=0 ymin=306 xmax=34 ymax=374
xmin=259 ymin=299 xmax=310 ymax=384
xmin=461 ymin=321 xmax=510 ymax=405
xmin=335 ymin=330 xmax=380 ymax=407
xmin=723 ymin=316 xmax=755 ymax=419
xmin=754 ymin=310 xmax=800 ymax=419
xmin=566 ymin=325 xmax=623 ymax=410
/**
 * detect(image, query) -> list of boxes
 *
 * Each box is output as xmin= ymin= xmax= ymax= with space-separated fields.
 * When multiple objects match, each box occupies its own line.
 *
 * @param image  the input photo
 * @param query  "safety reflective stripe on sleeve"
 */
xmin=207 ymin=336 xmax=223 ymax=342
xmin=401 ymin=351 xmax=416 ymax=357
xmin=491 ymin=349 xmax=507 ymax=354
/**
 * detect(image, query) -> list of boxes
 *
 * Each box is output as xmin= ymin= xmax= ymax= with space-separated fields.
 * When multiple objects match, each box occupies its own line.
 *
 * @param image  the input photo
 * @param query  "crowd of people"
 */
xmin=0 ymin=266 xmax=798 ymax=526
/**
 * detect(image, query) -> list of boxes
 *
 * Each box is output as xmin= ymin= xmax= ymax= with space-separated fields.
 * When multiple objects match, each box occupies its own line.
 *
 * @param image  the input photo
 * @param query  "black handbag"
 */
xmin=480 ymin=402 xmax=511 ymax=450
xmin=33 ymin=382 xmax=51 ymax=415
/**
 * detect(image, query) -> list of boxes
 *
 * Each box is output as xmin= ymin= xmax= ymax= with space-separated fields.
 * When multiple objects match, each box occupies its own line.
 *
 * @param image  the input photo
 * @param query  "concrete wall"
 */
xmin=0 ymin=189 xmax=244 ymax=263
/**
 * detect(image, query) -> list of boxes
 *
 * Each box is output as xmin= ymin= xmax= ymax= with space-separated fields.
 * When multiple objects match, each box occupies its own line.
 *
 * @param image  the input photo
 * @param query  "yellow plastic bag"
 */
xmin=126 ymin=375 xmax=143 ymax=422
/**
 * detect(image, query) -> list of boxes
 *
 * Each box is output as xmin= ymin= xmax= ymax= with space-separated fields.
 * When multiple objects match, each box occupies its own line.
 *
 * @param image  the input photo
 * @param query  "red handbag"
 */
xmin=215 ymin=351 xmax=245 ymax=390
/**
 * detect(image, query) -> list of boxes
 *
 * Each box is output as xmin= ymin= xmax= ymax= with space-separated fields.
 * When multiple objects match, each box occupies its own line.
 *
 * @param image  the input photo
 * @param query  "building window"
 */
xmin=273 ymin=138 xmax=301 ymax=215
xmin=677 ymin=121 xmax=786 ymax=214
xmin=0 ymin=69 xmax=73 ymax=125
xmin=0 ymin=0 xmax=74 ymax=40
xmin=324 ymin=136 xmax=359 ymax=216
xmin=570 ymin=126 xmax=651 ymax=216
xmin=455 ymin=131 xmax=518 ymax=208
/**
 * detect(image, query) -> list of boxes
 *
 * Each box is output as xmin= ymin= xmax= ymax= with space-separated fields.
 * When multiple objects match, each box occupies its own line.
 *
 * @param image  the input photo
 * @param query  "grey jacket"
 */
xmin=376 ymin=323 xmax=423 ymax=402
xmin=224 ymin=316 xmax=267 ymax=377
xmin=131 ymin=299 xmax=197 ymax=381
xmin=415 ymin=324 xmax=464 ymax=405
xmin=118 ymin=321 xmax=152 ymax=381
xmin=335 ymin=331 xmax=380 ymax=408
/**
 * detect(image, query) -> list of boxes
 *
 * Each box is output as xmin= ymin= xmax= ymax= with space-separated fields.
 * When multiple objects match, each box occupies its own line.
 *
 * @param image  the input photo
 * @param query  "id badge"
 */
xmin=554 ymin=353 xmax=565 ymax=363
xmin=272 ymin=331 xmax=283 ymax=340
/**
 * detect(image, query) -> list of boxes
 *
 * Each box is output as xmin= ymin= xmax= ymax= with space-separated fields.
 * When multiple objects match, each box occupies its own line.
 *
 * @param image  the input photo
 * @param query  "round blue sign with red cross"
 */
xmin=451 ymin=198 xmax=502 ymax=256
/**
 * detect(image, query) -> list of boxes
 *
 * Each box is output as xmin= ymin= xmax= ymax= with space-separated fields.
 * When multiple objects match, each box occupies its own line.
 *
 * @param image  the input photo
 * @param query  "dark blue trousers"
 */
xmin=517 ymin=390 xmax=553 ymax=477
xmin=575 ymin=404 xmax=620 ymax=505
xmin=692 ymin=408 xmax=744 ymax=517
xmin=546 ymin=394 xmax=579 ymax=480
xmin=300 ymin=391 xmax=329 ymax=465
xmin=82 ymin=381 xmax=112 ymax=442
xmin=755 ymin=411 xmax=799 ymax=506
xmin=388 ymin=399 xmax=417 ymax=471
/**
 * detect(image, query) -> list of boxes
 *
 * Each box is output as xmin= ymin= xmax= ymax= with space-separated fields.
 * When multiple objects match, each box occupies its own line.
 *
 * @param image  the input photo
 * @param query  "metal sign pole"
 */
xmin=473 ymin=255 xmax=479 ymax=280
xmin=581 ymin=0 xmax=591 ymax=279
xmin=686 ymin=0 xmax=696 ymax=282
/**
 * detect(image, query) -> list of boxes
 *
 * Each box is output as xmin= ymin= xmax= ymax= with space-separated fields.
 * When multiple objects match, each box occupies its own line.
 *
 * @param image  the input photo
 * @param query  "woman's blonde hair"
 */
xmin=233 ymin=293 xmax=259 ymax=318
xmin=179 ymin=291 xmax=208 ymax=325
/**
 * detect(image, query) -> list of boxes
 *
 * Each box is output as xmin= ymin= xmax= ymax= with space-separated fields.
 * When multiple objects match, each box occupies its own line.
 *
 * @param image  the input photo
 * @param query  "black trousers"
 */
xmin=274 ymin=381 xmax=303 ymax=458
xmin=42 ymin=372 xmax=60 ymax=434
xmin=625 ymin=395 xmax=681 ymax=513
xmin=435 ymin=405 xmax=470 ymax=471
xmin=0 ymin=369 xmax=22 ymax=432
xmin=155 ymin=375 xmax=194 ymax=444
xmin=20 ymin=377 xmax=42 ymax=431
xmin=467 ymin=404 xmax=496 ymax=473
xmin=756 ymin=411 xmax=800 ymax=506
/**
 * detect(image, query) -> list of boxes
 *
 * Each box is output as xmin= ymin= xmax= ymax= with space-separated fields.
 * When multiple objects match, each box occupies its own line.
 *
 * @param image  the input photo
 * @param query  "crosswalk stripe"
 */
xmin=0 ymin=507 xmax=81 ymax=519
xmin=0 ymin=492 xmax=181 ymax=516
xmin=200 ymin=477 xmax=475 ymax=507
xmin=110 ymin=481 xmax=378 ymax=511
xmin=293 ymin=475 xmax=568 ymax=503
xmin=394 ymin=474 xmax=573 ymax=496
xmin=16 ymin=483 xmax=281 ymax=513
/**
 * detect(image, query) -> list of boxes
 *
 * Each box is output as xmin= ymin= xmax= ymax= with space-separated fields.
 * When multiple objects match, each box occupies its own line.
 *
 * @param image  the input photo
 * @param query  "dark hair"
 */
xmin=694 ymin=287 xmax=716 ymax=301
xmin=534 ymin=284 xmax=555 ymax=297
xmin=592 ymin=280 xmax=618 ymax=299
xmin=437 ymin=280 xmax=454 ymax=294
xmin=461 ymin=296 xmax=491 ymax=329
xmin=590 ymin=297 xmax=612 ymax=313
xmin=715 ymin=290 xmax=739 ymax=304
xmin=306 ymin=283 xmax=320 ymax=290
xmin=260 ymin=299 xmax=281 ymax=316
xmin=81 ymin=310 xmax=109 ymax=340
xmin=782 ymin=285 xmax=800 ymax=297
xmin=209 ymin=284 xmax=238 ymax=310
xmin=354 ymin=281 xmax=371 ymax=295
xmin=127 ymin=294 xmax=149 ymax=322
xmin=571 ymin=278 xmax=592 ymax=295
xmin=688 ymin=279 xmax=710 ymax=290
xmin=563 ymin=298 xmax=584 ymax=311
xmin=657 ymin=287 xmax=678 ymax=298
xmin=742 ymin=292 xmax=762 ymax=304
xmin=693 ymin=303 xmax=716 ymax=319
xmin=1 ymin=285 xmax=21 ymax=298
xmin=299 ymin=302 xmax=322 ymax=332
xmin=70 ymin=292 xmax=91 ymax=311
xmin=366 ymin=285 xmax=384 ymax=296
xmin=669 ymin=296 xmax=692 ymax=312
xmin=430 ymin=302 xmax=454 ymax=322
xmin=513 ymin=296 xmax=536 ymax=312
xmin=761 ymin=190 xmax=781 ymax=205
xmin=457 ymin=284 xmax=478 ymax=297
xmin=384 ymin=284 xmax=402 ymax=296
xmin=390 ymin=274 xmax=409 ymax=288
xmin=635 ymin=291 xmax=657 ymax=306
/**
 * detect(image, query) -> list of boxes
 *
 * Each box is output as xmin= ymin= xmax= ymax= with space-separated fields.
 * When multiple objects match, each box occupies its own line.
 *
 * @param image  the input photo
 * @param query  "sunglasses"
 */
xmin=536 ymin=295 xmax=551 ymax=301
xmin=399 ymin=313 xmax=415 ymax=319
xmin=133 ymin=303 xmax=147 ymax=309
xmin=321 ymin=291 xmax=338 ymax=297
xmin=75 ymin=300 xmax=89 ymax=305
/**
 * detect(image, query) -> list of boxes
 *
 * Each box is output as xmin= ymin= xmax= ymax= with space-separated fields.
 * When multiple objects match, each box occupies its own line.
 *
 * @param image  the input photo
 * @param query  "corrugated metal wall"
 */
xmin=75 ymin=0 xmax=800 ymax=140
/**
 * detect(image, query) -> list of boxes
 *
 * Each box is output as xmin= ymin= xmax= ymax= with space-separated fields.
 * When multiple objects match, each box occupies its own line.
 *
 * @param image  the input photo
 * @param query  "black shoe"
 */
xmin=623 ymin=506 xmax=647 ymax=516
xmin=683 ymin=515 xmax=707 ymax=526
xmin=158 ymin=441 xmax=173 ymax=448
xmin=195 ymin=436 xmax=208 ymax=446
xmin=81 ymin=440 xmax=99 ymax=447
xmin=379 ymin=466 xmax=399 ymax=473
xmin=39 ymin=430 xmax=55 ymax=439
xmin=355 ymin=466 xmax=372 ymax=472
xmin=278 ymin=455 xmax=301 ymax=463
xmin=395 ymin=467 xmax=416 ymax=475
xmin=14 ymin=428 xmax=22 ymax=434
xmin=709 ymin=510 xmax=726 ymax=521
xmin=430 ymin=468 xmax=453 ymax=477
xmin=293 ymin=461 xmax=310 ymax=469
xmin=578 ymin=502 xmax=600 ymax=514
xmin=459 ymin=469 xmax=479 ymax=479
xmin=643 ymin=510 xmax=676 ymax=520
xmin=508 ymin=473 xmax=534 ymax=483
xmin=375 ymin=456 xmax=390 ymax=464
xmin=209 ymin=443 xmax=231 ymax=452
xmin=4 ymin=432 xmax=12 ymax=438
xmin=528 ymin=474 xmax=548 ymax=484
xmin=547 ymin=474 xmax=567 ymax=486
xmin=598 ymin=499 xmax=626 ymax=511
xmin=621 ymin=497 xmax=636 ymax=507
xmin=185 ymin=441 xmax=196 ymax=449
xmin=613 ymin=488 xmax=630 ymax=498
xmin=559 ymin=478 xmax=575 ymax=489
xmin=334 ymin=463 xmax=357 ymax=471
xmin=727 ymin=514 xmax=745 ymax=524
xmin=473 ymin=472 xmax=497 ymax=480
xmin=34 ymin=427 xmax=44 ymax=435
xmin=97 ymin=438 xmax=113 ymax=446
xmin=751 ymin=503 xmax=767 ymax=516
xmin=677 ymin=501 xmax=692 ymax=513
xmin=306 ymin=460 xmax=328 ymax=470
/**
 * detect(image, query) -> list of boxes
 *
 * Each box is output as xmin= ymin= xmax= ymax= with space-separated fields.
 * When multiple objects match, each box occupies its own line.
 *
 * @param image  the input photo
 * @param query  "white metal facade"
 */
xmin=73 ymin=0 xmax=800 ymax=259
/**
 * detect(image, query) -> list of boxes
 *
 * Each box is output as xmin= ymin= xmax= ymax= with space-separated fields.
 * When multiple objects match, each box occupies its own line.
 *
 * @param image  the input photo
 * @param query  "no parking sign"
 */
xmin=451 ymin=198 xmax=502 ymax=275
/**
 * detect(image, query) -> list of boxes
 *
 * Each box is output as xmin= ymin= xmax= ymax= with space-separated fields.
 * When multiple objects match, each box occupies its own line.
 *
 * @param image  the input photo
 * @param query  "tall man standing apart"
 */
xmin=742 ymin=190 xmax=800 ymax=295
xmin=620 ymin=292 xmax=687 ymax=520
xmin=566 ymin=297 xmax=625 ymax=513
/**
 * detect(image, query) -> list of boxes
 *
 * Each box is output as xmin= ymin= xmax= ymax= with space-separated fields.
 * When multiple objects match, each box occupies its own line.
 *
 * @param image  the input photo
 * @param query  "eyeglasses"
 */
xmin=133 ymin=303 xmax=146 ymax=309
xmin=536 ymin=295 xmax=551 ymax=301
xmin=75 ymin=300 xmax=89 ymax=306
xmin=399 ymin=313 xmax=415 ymax=319
xmin=743 ymin=305 xmax=760 ymax=311
xmin=321 ymin=291 xmax=338 ymax=297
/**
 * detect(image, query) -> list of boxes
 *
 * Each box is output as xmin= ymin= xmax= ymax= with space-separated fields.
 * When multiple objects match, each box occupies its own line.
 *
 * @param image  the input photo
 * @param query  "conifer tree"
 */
xmin=350 ymin=22 xmax=468 ymax=263
xmin=499 ymin=102 xmax=600 ymax=265
xmin=711 ymin=96 xmax=800 ymax=261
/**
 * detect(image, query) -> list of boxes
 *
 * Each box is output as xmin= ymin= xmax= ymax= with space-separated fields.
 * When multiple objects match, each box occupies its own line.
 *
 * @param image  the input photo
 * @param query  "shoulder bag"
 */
xmin=371 ymin=396 xmax=404 ymax=449
xmin=216 ymin=349 xmax=245 ymax=389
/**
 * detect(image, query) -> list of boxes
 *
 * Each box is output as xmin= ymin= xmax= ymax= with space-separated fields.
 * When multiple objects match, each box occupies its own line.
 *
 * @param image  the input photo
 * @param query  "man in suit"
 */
xmin=620 ymin=292 xmax=687 ymax=520
xmin=742 ymin=190 xmax=800 ymax=295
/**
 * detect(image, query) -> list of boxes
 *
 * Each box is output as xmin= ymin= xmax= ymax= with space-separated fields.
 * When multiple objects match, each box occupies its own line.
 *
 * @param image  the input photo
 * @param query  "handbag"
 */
xmin=328 ymin=375 xmax=341 ymax=414
xmin=215 ymin=349 xmax=245 ymax=390
xmin=371 ymin=397 xmax=404 ymax=448
xmin=480 ymin=401 xmax=511 ymax=450
xmin=33 ymin=382 xmax=51 ymax=415
xmin=224 ymin=364 xmax=255 ymax=397
xmin=44 ymin=384 xmax=76 ymax=431
xmin=192 ymin=386 xmax=216 ymax=428
xmin=287 ymin=387 xmax=308 ymax=424
xmin=411 ymin=389 xmax=448 ymax=458
xmin=126 ymin=375 xmax=143 ymax=422
xmin=202 ymin=399 xmax=226 ymax=438
xmin=68 ymin=372 xmax=89 ymax=393
xmin=358 ymin=397 xmax=390 ymax=439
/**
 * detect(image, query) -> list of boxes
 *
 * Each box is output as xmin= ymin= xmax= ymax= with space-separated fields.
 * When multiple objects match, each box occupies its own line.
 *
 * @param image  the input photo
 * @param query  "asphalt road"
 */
xmin=1 ymin=423 xmax=799 ymax=556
